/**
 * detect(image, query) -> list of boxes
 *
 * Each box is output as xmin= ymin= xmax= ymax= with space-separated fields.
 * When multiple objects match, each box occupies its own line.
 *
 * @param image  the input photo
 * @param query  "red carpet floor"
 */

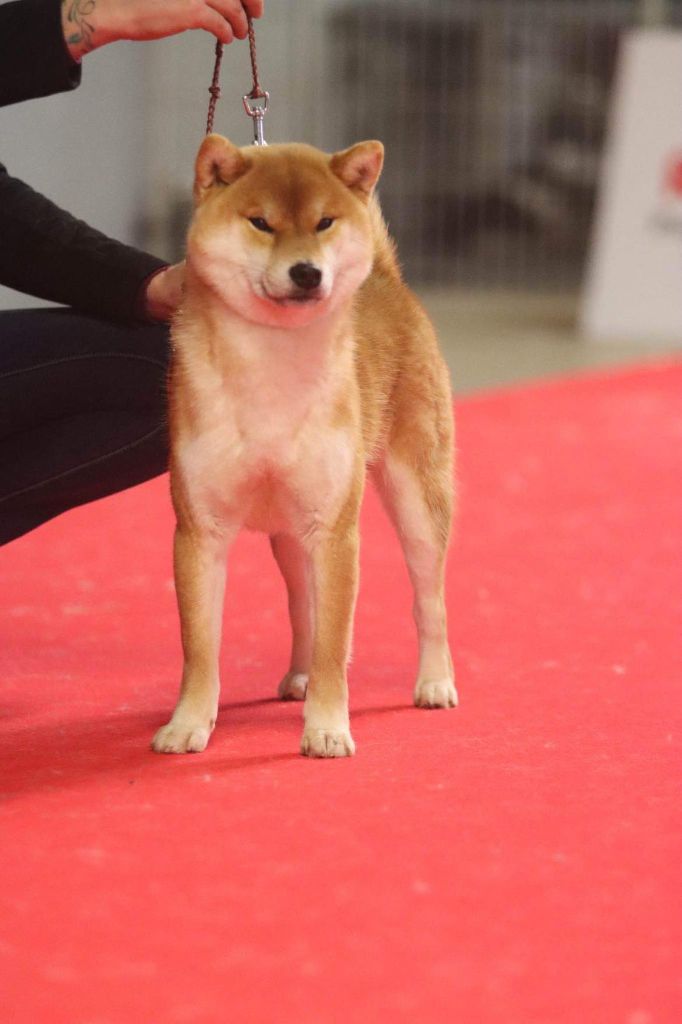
xmin=2 ymin=361 xmax=681 ymax=1023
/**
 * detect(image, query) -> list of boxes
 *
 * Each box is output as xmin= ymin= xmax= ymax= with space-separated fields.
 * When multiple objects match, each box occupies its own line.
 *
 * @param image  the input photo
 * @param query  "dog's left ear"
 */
xmin=194 ymin=134 xmax=250 ymax=204
xmin=330 ymin=141 xmax=384 ymax=197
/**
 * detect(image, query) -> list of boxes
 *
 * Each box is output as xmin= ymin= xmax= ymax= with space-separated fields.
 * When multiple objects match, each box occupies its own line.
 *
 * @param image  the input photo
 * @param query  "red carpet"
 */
xmin=2 ymin=360 xmax=681 ymax=1023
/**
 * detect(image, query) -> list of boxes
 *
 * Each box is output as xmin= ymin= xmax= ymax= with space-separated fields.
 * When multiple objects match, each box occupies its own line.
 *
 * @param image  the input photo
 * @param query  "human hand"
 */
xmin=62 ymin=0 xmax=264 ymax=61
xmin=142 ymin=261 xmax=185 ymax=322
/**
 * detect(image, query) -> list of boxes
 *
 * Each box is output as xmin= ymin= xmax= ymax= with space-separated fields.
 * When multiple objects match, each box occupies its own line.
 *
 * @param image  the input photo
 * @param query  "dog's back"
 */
xmin=352 ymin=199 xmax=454 ymax=543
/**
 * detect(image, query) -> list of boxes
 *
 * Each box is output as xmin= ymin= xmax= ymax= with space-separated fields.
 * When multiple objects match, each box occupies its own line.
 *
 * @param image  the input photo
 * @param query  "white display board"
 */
xmin=581 ymin=30 xmax=682 ymax=344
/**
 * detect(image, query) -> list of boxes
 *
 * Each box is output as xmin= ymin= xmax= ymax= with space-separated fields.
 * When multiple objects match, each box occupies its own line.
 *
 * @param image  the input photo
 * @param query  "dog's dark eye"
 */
xmin=316 ymin=217 xmax=335 ymax=232
xmin=249 ymin=216 xmax=274 ymax=234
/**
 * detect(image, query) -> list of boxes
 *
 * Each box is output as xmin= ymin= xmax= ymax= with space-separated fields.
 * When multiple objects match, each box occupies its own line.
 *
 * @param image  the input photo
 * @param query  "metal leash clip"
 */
xmin=242 ymin=92 xmax=269 ymax=147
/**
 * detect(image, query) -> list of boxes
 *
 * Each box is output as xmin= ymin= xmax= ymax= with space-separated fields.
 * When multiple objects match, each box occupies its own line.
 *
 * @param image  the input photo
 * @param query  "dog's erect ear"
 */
xmin=194 ymin=134 xmax=250 ymax=203
xmin=330 ymin=141 xmax=384 ymax=197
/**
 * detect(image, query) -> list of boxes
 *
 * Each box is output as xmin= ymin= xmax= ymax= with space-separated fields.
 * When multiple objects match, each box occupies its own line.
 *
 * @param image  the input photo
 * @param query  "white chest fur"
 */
xmin=173 ymin=312 xmax=358 ymax=537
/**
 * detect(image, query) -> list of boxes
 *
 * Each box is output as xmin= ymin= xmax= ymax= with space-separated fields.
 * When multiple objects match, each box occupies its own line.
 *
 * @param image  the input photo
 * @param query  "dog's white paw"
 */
xmin=414 ymin=677 xmax=458 ymax=709
xmin=152 ymin=717 xmax=214 ymax=754
xmin=300 ymin=725 xmax=356 ymax=758
xmin=278 ymin=671 xmax=308 ymax=701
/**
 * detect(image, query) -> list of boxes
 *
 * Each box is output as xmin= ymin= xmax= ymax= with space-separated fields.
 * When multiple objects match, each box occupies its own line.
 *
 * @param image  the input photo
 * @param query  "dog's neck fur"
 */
xmin=180 ymin=265 xmax=355 ymax=373
xmin=174 ymin=267 xmax=359 ymax=443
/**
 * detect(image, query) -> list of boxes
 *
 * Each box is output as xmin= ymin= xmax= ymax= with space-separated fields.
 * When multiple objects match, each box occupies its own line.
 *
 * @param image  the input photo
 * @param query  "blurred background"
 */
xmin=1 ymin=0 xmax=680 ymax=391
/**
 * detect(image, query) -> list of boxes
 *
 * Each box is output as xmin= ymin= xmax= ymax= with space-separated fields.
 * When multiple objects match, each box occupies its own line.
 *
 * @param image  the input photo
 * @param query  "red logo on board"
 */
xmin=663 ymin=152 xmax=682 ymax=197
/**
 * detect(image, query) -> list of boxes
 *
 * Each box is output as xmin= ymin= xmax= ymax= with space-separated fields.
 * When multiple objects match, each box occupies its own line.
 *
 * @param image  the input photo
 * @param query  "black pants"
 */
xmin=0 ymin=308 xmax=170 ymax=546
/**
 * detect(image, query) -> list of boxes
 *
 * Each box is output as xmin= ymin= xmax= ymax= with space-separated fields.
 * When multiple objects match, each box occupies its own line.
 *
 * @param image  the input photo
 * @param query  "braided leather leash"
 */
xmin=206 ymin=14 xmax=269 ymax=145
xmin=205 ymin=38 xmax=224 ymax=135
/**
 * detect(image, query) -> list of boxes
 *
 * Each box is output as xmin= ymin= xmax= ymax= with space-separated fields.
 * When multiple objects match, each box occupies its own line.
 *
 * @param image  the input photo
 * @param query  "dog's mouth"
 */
xmin=261 ymin=285 xmax=324 ymax=307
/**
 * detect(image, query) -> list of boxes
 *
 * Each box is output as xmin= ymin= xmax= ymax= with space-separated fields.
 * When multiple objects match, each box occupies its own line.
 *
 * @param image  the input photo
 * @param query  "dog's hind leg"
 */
xmin=270 ymin=532 xmax=313 ymax=701
xmin=372 ymin=444 xmax=457 ymax=710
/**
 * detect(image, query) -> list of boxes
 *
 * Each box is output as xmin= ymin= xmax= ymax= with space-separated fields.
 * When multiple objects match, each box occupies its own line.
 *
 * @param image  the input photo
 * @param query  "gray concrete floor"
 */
xmin=418 ymin=290 xmax=681 ymax=395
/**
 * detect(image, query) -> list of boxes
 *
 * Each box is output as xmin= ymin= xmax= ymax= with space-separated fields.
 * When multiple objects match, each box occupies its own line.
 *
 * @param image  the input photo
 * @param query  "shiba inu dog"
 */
xmin=152 ymin=134 xmax=457 ymax=758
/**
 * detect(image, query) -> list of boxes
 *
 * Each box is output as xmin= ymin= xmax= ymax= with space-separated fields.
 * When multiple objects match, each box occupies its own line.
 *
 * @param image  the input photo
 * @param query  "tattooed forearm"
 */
xmin=61 ymin=0 xmax=98 ymax=58
xmin=57 ymin=0 xmax=265 ymax=61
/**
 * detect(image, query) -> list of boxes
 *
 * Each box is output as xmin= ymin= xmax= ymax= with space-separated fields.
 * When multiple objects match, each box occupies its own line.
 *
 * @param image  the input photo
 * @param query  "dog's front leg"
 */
xmin=152 ymin=525 xmax=230 ymax=754
xmin=300 ymin=505 xmax=360 ymax=759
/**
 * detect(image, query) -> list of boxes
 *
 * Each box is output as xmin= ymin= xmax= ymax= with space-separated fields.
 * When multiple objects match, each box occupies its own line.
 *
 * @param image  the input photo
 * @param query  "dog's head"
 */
xmin=186 ymin=135 xmax=384 ymax=328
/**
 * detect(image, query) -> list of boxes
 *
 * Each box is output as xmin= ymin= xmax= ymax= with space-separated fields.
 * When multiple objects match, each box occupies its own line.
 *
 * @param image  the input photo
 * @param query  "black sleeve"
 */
xmin=0 ymin=0 xmax=81 ymax=107
xmin=0 ymin=165 xmax=169 ymax=322
xmin=0 ymin=1 xmax=169 ymax=321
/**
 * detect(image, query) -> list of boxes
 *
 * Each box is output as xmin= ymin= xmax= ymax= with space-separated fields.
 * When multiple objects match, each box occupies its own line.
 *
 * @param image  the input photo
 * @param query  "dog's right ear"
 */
xmin=194 ymin=134 xmax=250 ymax=204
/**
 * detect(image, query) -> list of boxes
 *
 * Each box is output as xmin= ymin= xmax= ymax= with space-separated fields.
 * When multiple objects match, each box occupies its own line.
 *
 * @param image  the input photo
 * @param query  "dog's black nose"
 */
xmin=289 ymin=262 xmax=322 ymax=291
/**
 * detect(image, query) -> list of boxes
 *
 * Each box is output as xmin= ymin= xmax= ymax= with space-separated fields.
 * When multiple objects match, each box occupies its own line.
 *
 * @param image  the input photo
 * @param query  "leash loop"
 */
xmin=205 ymin=15 xmax=269 ymax=146
xmin=245 ymin=15 xmax=265 ymax=100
